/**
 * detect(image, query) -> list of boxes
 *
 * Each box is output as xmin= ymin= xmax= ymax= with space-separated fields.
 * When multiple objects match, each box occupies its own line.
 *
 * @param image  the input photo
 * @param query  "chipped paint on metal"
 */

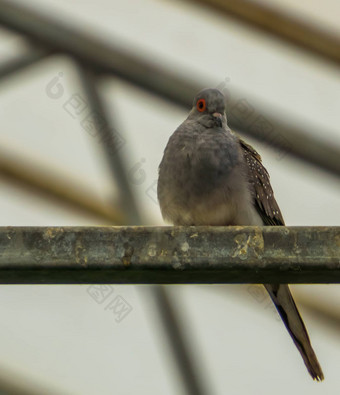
xmin=181 ymin=242 xmax=190 ymax=252
xmin=147 ymin=243 xmax=157 ymax=257
xmin=232 ymin=228 xmax=264 ymax=260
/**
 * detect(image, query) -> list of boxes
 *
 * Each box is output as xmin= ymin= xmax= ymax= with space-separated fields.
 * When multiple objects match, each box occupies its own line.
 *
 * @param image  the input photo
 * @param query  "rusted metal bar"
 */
xmin=0 ymin=226 xmax=338 ymax=284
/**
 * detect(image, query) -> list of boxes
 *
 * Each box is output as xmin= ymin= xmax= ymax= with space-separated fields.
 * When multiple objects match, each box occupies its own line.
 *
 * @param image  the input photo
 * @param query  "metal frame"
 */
xmin=0 ymin=1 xmax=339 ymax=394
xmin=0 ymin=226 xmax=339 ymax=284
xmin=190 ymin=0 xmax=340 ymax=66
xmin=0 ymin=1 xmax=340 ymax=178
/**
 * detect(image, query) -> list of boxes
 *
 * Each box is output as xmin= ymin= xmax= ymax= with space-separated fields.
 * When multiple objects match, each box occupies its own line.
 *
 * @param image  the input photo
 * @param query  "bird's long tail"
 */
xmin=265 ymin=284 xmax=324 ymax=381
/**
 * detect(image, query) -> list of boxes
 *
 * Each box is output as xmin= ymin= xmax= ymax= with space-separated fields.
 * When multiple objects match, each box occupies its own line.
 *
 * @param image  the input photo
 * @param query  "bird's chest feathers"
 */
xmin=159 ymin=130 xmax=253 ymax=226
xmin=175 ymin=133 xmax=240 ymax=186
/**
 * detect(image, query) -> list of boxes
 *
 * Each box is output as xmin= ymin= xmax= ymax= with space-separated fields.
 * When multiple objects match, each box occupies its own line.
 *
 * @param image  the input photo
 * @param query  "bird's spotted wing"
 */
xmin=239 ymin=139 xmax=285 ymax=226
xmin=239 ymin=140 xmax=324 ymax=381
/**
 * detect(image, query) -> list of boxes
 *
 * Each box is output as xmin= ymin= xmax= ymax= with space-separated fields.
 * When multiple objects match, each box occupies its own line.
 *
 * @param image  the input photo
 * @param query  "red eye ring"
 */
xmin=196 ymin=98 xmax=206 ymax=112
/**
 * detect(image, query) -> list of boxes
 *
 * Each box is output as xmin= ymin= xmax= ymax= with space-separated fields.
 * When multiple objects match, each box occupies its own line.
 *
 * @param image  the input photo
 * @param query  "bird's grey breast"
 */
xmin=158 ymin=121 xmax=253 ymax=225
xmin=159 ymin=122 xmax=239 ymax=191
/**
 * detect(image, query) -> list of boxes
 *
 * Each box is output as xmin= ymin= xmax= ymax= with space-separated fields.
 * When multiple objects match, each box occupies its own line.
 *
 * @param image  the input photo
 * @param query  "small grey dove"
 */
xmin=157 ymin=88 xmax=324 ymax=381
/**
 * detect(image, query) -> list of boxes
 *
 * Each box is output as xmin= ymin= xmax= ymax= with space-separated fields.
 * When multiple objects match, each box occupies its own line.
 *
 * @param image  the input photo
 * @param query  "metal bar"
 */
xmin=189 ymin=0 xmax=340 ymax=66
xmin=152 ymin=286 xmax=208 ymax=395
xmin=0 ymin=226 xmax=338 ymax=284
xmin=0 ymin=369 xmax=63 ymax=395
xmin=76 ymin=64 xmax=208 ymax=395
xmin=76 ymin=65 xmax=208 ymax=394
xmin=0 ymin=2 xmax=334 ymax=393
xmin=0 ymin=45 xmax=52 ymax=80
xmin=296 ymin=291 xmax=340 ymax=333
xmin=0 ymin=1 xmax=339 ymax=178
xmin=1 ymin=152 xmax=338 ymax=333
xmin=0 ymin=149 xmax=125 ymax=224
xmin=76 ymin=64 xmax=140 ymax=225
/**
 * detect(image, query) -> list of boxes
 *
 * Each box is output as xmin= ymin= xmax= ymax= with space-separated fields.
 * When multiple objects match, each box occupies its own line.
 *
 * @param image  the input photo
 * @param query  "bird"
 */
xmin=157 ymin=88 xmax=324 ymax=381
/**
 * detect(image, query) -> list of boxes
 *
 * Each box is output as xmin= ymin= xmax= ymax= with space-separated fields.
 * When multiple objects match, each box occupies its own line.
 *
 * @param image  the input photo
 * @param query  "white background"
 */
xmin=0 ymin=0 xmax=339 ymax=394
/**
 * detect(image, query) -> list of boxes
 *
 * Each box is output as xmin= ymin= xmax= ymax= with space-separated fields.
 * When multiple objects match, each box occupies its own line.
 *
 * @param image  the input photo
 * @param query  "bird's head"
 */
xmin=188 ymin=88 xmax=227 ymax=128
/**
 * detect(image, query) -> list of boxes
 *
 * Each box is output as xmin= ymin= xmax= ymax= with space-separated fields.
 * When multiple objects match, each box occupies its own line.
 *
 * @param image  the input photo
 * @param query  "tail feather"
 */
xmin=265 ymin=284 xmax=324 ymax=381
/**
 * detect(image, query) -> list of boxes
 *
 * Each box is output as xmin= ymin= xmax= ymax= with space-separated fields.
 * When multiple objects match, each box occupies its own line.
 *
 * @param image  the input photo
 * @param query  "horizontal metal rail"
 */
xmin=0 ymin=226 xmax=338 ymax=284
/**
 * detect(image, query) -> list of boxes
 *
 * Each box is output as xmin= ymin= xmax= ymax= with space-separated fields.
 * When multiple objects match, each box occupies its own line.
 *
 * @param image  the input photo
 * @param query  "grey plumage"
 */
xmin=157 ymin=88 xmax=324 ymax=381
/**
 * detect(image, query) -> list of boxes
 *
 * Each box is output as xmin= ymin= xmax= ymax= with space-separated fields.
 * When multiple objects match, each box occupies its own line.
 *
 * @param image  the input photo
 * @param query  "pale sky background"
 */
xmin=0 ymin=0 xmax=339 ymax=394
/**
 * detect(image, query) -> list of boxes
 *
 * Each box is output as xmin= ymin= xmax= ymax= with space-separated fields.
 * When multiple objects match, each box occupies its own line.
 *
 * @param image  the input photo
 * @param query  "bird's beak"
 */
xmin=212 ymin=112 xmax=223 ymax=127
xmin=212 ymin=112 xmax=222 ymax=119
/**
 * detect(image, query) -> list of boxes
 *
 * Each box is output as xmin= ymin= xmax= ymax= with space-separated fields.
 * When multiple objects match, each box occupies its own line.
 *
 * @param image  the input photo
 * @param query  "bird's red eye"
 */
xmin=196 ymin=99 xmax=206 ymax=112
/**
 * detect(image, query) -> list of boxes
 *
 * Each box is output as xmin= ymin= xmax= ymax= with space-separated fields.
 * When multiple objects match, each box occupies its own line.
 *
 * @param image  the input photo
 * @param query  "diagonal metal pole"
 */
xmin=0 ymin=0 xmax=339 ymax=178
xmin=0 ymin=369 xmax=64 ymax=395
xmin=76 ymin=64 xmax=209 ymax=395
xmin=152 ymin=286 xmax=209 ymax=395
xmin=294 ymin=291 xmax=340 ymax=333
xmin=0 ymin=45 xmax=52 ymax=80
xmin=76 ymin=64 xmax=140 ymax=224
xmin=0 ymin=149 xmax=125 ymax=224
xmin=188 ymin=0 xmax=340 ymax=66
